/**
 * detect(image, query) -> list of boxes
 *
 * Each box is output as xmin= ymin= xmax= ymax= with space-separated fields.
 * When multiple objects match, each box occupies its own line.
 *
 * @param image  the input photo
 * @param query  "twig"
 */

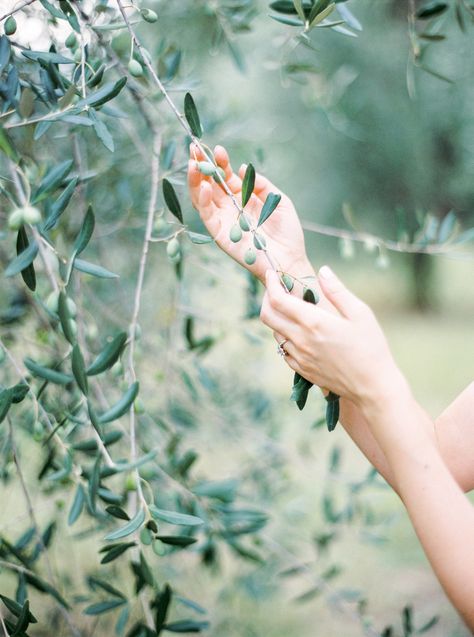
xmin=301 ymin=218 xmax=471 ymax=257
xmin=7 ymin=417 xmax=82 ymax=637
xmin=114 ymin=0 xmax=290 ymax=290
xmin=0 ymin=0 xmax=36 ymax=22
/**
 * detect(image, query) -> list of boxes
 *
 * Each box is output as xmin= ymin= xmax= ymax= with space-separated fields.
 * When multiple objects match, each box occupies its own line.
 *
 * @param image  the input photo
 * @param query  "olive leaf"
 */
xmin=5 ymin=240 xmax=38 ymax=279
xmin=84 ymin=599 xmax=127 ymax=615
xmin=87 ymin=332 xmax=127 ymax=376
xmin=16 ymin=227 xmax=36 ymax=291
xmin=162 ymin=179 xmax=183 ymax=224
xmin=241 ymin=163 xmax=255 ymax=208
xmin=257 ymin=192 xmax=281 ymax=227
xmin=184 ymin=92 xmax=203 ymax=138
xmin=149 ymin=506 xmax=204 ymax=527
xmin=68 ymin=484 xmax=85 ymax=526
xmin=74 ymin=206 xmax=95 ymax=256
xmin=98 ymin=381 xmax=139 ymax=423
xmin=104 ymin=508 xmax=145 ymax=541
xmin=71 ymin=344 xmax=88 ymax=395
xmin=24 ymin=357 xmax=72 ymax=385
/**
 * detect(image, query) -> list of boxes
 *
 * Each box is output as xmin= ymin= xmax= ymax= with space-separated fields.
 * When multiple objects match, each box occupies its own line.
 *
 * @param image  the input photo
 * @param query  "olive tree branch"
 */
xmin=301 ymin=218 xmax=473 ymax=258
xmin=114 ymin=0 xmax=290 ymax=289
xmin=0 ymin=0 xmax=36 ymax=22
xmin=7 ymin=416 xmax=82 ymax=637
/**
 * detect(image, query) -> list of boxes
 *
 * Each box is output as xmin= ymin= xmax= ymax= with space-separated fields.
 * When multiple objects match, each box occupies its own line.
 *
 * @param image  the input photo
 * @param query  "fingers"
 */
xmin=260 ymin=291 xmax=299 ymax=336
xmin=214 ymin=145 xmax=242 ymax=194
xmin=264 ymin=269 xmax=314 ymax=325
xmin=318 ymin=266 xmax=367 ymax=320
xmin=197 ymin=181 xmax=216 ymax=222
xmin=238 ymin=164 xmax=282 ymax=202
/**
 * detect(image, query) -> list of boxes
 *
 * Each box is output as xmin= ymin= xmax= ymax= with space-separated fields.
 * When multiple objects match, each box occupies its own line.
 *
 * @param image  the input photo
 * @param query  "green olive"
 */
xmin=45 ymin=291 xmax=59 ymax=314
xmin=8 ymin=208 xmax=24 ymax=231
xmin=229 ymin=223 xmax=242 ymax=243
xmin=239 ymin=214 xmax=250 ymax=231
xmin=140 ymin=527 xmax=152 ymax=545
xmin=152 ymin=539 xmax=165 ymax=556
xmin=4 ymin=16 xmax=17 ymax=36
xmin=253 ymin=232 xmax=266 ymax=250
xmin=73 ymin=48 xmax=82 ymax=64
xmin=22 ymin=205 xmax=41 ymax=225
xmin=212 ymin=166 xmax=226 ymax=183
xmin=65 ymin=32 xmax=77 ymax=49
xmin=128 ymin=59 xmax=144 ymax=77
xmin=281 ymin=273 xmax=294 ymax=292
xmin=141 ymin=8 xmax=158 ymax=22
xmin=197 ymin=161 xmax=217 ymax=177
xmin=244 ymin=248 xmax=257 ymax=265
xmin=153 ymin=216 xmax=168 ymax=234
xmin=166 ymin=237 xmax=181 ymax=259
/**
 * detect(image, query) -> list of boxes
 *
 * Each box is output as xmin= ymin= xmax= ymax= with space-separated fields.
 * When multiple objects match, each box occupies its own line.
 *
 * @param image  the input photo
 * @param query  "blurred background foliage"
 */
xmin=0 ymin=0 xmax=473 ymax=636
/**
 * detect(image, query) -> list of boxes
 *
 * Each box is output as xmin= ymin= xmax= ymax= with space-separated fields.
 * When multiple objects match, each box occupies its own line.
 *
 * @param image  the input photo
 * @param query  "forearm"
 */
xmin=359 ymin=382 xmax=474 ymax=628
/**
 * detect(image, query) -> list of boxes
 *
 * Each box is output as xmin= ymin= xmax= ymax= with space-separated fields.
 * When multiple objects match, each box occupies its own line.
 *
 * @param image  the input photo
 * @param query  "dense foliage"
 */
xmin=0 ymin=1 xmax=473 ymax=636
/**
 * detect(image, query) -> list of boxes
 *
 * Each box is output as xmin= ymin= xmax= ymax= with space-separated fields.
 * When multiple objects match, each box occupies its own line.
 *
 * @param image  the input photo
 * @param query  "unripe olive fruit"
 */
xmin=134 ymin=398 xmax=145 ymax=414
xmin=141 ymin=8 xmax=158 ymax=22
xmin=212 ymin=167 xmax=226 ymax=183
xmin=65 ymin=32 xmax=77 ymax=49
xmin=8 ymin=208 xmax=24 ymax=231
xmin=124 ymin=475 xmax=137 ymax=491
xmin=244 ymin=248 xmax=257 ymax=265
xmin=22 ymin=205 xmax=41 ymax=225
xmin=166 ymin=237 xmax=181 ymax=259
xmin=4 ymin=16 xmax=17 ymax=36
xmin=197 ymin=161 xmax=217 ymax=177
xmin=140 ymin=527 xmax=152 ymax=545
xmin=152 ymin=539 xmax=165 ymax=556
xmin=153 ymin=216 xmax=167 ymax=234
xmin=281 ymin=273 xmax=294 ymax=291
xmin=229 ymin=224 xmax=242 ymax=243
xmin=239 ymin=215 xmax=250 ymax=231
xmin=253 ymin=232 xmax=266 ymax=250
xmin=128 ymin=59 xmax=144 ymax=77
xmin=74 ymin=48 xmax=82 ymax=63
xmin=45 ymin=291 xmax=59 ymax=314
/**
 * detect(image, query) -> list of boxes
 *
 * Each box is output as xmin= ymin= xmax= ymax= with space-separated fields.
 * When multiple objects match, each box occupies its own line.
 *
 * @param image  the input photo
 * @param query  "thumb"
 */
xmin=318 ymin=265 xmax=365 ymax=319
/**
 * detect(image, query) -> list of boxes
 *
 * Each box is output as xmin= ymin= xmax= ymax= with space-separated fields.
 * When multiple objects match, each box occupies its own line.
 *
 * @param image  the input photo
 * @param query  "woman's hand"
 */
xmin=260 ymin=265 xmax=406 ymax=407
xmin=187 ymin=143 xmax=314 ymax=285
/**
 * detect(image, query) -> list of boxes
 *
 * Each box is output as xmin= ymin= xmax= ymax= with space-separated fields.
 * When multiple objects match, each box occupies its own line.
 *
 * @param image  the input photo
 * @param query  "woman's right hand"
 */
xmin=187 ymin=143 xmax=315 ymax=286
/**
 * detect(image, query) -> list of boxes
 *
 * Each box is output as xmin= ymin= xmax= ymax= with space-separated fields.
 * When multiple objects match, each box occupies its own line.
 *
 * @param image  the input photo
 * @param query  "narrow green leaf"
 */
xmin=87 ymin=332 xmax=127 ymax=376
xmin=184 ymin=93 xmax=203 ymax=138
xmin=155 ymin=584 xmax=172 ymax=633
xmin=10 ymin=383 xmax=29 ymax=403
xmin=416 ymin=1 xmax=448 ymax=19
xmin=0 ymin=36 xmax=11 ymax=74
xmin=74 ymin=259 xmax=119 ymax=279
xmin=99 ymin=541 xmax=136 ymax=564
xmin=74 ymin=77 xmax=127 ymax=109
xmin=22 ymin=50 xmax=74 ymax=64
xmin=74 ymin=206 xmax=95 ymax=256
xmin=187 ymin=231 xmax=213 ymax=245
xmin=84 ymin=598 xmax=126 ymax=616
xmin=5 ymin=241 xmax=38 ymax=278
xmin=24 ymin=572 xmax=70 ymax=608
xmin=11 ymin=599 xmax=30 ymax=637
xmin=32 ymin=160 xmax=73 ymax=203
xmin=162 ymin=179 xmax=183 ymax=224
xmin=24 ymin=358 xmax=72 ymax=385
xmin=155 ymin=535 xmax=197 ymax=547
xmin=105 ymin=506 xmax=130 ymax=521
xmin=16 ymin=228 xmax=36 ymax=291
xmin=98 ymin=382 xmax=139 ymax=424
xmin=88 ymin=576 xmax=126 ymax=600
xmin=293 ymin=0 xmax=306 ymax=22
xmin=89 ymin=455 xmax=101 ymax=514
xmin=0 ymin=596 xmax=37 ymax=623
xmin=241 ymin=163 xmax=255 ymax=208
xmin=149 ymin=506 xmax=203 ymax=527
xmin=104 ymin=508 xmax=145 ymax=541
xmin=257 ymin=192 xmax=281 ymax=227
xmin=72 ymin=344 xmax=88 ymax=395
xmin=309 ymin=2 xmax=335 ymax=27
xmin=270 ymin=14 xmax=305 ymax=26
xmin=0 ymin=389 xmax=13 ymax=425
xmin=58 ymin=292 xmax=75 ymax=345
xmin=325 ymin=392 xmax=339 ymax=432
xmin=43 ymin=177 xmax=78 ymax=231
xmin=68 ymin=483 xmax=85 ymax=526
xmin=163 ymin=620 xmax=210 ymax=633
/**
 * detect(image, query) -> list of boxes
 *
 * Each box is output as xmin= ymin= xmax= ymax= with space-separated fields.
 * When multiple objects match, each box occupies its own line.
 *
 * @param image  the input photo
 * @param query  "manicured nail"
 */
xmin=319 ymin=265 xmax=334 ymax=279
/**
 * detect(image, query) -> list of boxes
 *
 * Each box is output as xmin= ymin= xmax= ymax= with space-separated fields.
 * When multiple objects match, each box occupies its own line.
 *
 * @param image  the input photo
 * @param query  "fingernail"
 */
xmin=319 ymin=265 xmax=334 ymax=279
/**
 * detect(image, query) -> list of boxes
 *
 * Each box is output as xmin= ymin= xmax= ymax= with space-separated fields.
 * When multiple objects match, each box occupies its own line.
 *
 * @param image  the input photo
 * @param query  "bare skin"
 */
xmin=261 ymin=266 xmax=474 ymax=629
xmin=187 ymin=143 xmax=474 ymax=493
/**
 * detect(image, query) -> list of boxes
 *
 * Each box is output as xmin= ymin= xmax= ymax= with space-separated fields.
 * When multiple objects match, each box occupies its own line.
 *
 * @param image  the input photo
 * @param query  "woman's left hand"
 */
xmin=260 ymin=266 xmax=403 ymax=407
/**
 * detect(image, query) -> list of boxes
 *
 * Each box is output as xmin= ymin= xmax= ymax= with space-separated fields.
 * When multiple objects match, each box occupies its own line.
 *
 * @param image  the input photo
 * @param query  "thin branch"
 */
xmin=0 ymin=0 xmax=36 ymax=22
xmin=7 ymin=417 xmax=82 ymax=637
xmin=301 ymin=218 xmax=472 ymax=257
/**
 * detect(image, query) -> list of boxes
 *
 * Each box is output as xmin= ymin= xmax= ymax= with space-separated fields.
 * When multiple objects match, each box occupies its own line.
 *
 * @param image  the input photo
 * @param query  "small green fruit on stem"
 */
xmin=244 ymin=248 xmax=257 ymax=265
xmin=65 ymin=32 xmax=77 ymax=49
xmin=229 ymin=224 xmax=242 ymax=243
xmin=166 ymin=237 xmax=181 ymax=260
xmin=239 ymin=214 xmax=250 ymax=231
xmin=280 ymin=273 xmax=294 ymax=292
xmin=128 ymin=59 xmax=144 ymax=77
xmin=4 ymin=16 xmax=17 ymax=36
xmin=141 ymin=8 xmax=158 ymax=22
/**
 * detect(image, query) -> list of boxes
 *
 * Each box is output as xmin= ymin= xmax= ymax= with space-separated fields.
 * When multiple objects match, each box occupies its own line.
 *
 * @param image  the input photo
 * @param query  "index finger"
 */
xmin=265 ymin=269 xmax=316 ymax=325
